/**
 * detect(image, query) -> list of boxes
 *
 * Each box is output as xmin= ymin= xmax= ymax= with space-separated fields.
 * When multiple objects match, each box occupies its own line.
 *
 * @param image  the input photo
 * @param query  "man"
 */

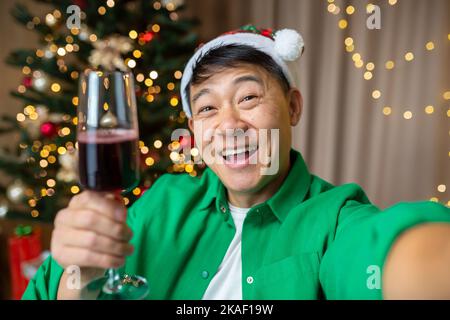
xmin=23 ymin=26 xmax=450 ymax=300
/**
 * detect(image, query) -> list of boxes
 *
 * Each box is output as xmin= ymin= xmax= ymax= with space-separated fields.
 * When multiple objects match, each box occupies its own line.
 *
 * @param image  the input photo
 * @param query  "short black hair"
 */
xmin=186 ymin=44 xmax=291 ymax=106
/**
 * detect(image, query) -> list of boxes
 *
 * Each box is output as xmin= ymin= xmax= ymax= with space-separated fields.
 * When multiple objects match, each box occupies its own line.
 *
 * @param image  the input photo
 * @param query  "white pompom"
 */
xmin=274 ymin=29 xmax=304 ymax=61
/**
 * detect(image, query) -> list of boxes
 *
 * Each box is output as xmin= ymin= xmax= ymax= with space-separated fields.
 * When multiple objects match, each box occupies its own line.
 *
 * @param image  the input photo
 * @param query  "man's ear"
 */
xmin=188 ymin=118 xmax=194 ymax=133
xmin=288 ymin=88 xmax=303 ymax=126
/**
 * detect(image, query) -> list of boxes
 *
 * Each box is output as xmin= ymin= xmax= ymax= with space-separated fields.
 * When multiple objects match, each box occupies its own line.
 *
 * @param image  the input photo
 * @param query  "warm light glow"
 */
xmin=404 ymin=52 xmax=414 ymax=61
xmin=344 ymin=37 xmax=353 ymax=46
xmin=174 ymin=71 xmax=182 ymax=79
xmin=149 ymin=71 xmax=158 ymax=80
xmin=144 ymin=78 xmax=153 ymax=87
xmin=170 ymin=151 xmax=180 ymax=162
xmin=47 ymin=179 xmax=56 ymax=188
xmin=71 ymin=186 xmax=80 ymax=194
xmin=152 ymin=24 xmax=160 ymax=33
xmin=382 ymin=107 xmax=392 ymax=116
xmin=133 ymin=50 xmax=142 ymax=58
xmin=191 ymin=148 xmax=199 ymax=157
xmin=72 ymin=97 xmax=79 ymax=106
xmin=132 ymin=188 xmax=141 ymax=196
xmin=61 ymin=127 xmax=71 ymax=136
xmin=185 ymin=164 xmax=194 ymax=173
xmin=127 ymin=59 xmax=136 ymax=68
xmin=425 ymin=41 xmax=435 ymax=51
xmin=40 ymin=159 xmax=48 ymax=168
xmin=346 ymin=5 xmax=355 ymax=15
xmin=372 ymin=90 xmax=381 ymax=99
xmin=338 ymin=19 xmax=348 ymax=29
xmin=385 ymin=60 xmax=395 ymax=70
xmin=437 ymin=184 xmax=446 ymax=193
xmin=51 ymin=83 xmax=61 ymax=92
xmin=154 ymin=140 xmax=162 ymax=149
xmin=129 ymin=30 xmax=138 ymax=39
xmin=425 ymin=105 xmax=434 ymax=114
xmin=352 ymin=53 xmax=361 ymax=62
xmin=170 ymin=97 xmax=179 ymax=107
xmin=443 ymin=91 xmax=450 ymax=100
xmin=58 ymin=147 xmax=67 ymax=155
xmin=57 ymin=47 xmax=66 ymax=56
xmin=145 ymin=157 xmax=155 ymax=166
xmin=16 ymin=113 xmax=26 ymax=122
xmin=363 ymin=72 xmax=373 ymax=80
xmin=98 ymin=6 xmax=106 ymax=15
xmin=167 ymin=82 xmax=175 ymax=91
xmin=366 ymin=62 xmax=375 ymax=71
xmin=136 ymin=73 xmax=145 ymax=82
xmin=403 ymin=111 xmax=413 ymax=120
xmin=40 ymin=150 xmax=49 ymax=158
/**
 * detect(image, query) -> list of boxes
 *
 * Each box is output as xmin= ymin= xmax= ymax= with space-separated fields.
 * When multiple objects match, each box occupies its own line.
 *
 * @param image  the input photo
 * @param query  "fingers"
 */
xmin=53 ymin=227 xmax=134 ymax=257
xmin=68 ymin=191 xmax=127 ymax=222
xmin=54 ymin=208 xmax=133 ymax=242
xmin=52 ymin=244 xmax=126 ymax=270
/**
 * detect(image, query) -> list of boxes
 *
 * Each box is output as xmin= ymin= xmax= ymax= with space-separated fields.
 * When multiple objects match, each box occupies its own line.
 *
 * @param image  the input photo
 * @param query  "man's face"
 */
xmin=188 ymin=63 xmax=301 ymax=196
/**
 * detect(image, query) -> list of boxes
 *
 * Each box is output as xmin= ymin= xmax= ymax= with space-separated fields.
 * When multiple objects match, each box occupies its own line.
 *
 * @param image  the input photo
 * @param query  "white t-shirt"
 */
xmin=202 ymin=203 xmax=250 ymax=300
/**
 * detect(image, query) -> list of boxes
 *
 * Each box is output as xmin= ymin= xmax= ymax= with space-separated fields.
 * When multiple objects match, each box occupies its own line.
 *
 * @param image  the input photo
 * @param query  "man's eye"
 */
xmin=242 ymin=95 xmax=257 ymax=102
xmin=199 ymin=106 xmax=214 ymax=113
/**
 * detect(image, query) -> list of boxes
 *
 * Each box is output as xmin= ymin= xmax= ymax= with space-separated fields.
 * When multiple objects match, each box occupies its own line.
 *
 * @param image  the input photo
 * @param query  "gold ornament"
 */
xmin=100 ymin=110 xmax=118 ymax=128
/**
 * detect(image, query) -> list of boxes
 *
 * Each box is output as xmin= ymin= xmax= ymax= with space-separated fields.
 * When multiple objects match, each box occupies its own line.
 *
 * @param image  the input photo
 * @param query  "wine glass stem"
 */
xmin=104 ymin=268 xmax=122 ymax=293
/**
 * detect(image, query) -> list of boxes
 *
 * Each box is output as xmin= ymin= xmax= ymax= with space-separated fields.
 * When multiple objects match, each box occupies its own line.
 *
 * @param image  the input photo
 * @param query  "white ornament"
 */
xmin=32 ymin=71 xmax=49 ymax=92
xmin=88 ymin=35 xmax=133 ymax=71
xmin=274 ymin=29 xmax=304 ymax=61
xmin=57 ymin=149 xmax=78 ymax=183
xmin=7 ymin=180 xmax=26 ymax=204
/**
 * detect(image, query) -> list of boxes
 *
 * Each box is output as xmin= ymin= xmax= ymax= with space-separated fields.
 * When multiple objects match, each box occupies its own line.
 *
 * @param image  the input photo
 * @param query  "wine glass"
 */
xmin=76 ymin=69 xmax=149 ymax=300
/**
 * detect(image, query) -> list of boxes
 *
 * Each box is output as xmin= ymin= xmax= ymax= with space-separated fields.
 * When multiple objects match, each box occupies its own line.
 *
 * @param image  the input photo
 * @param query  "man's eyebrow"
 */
xmin=192 ymin=88 xmax=211 ymax=105
xmin=232 ymin=75 xmax=263 ymax=86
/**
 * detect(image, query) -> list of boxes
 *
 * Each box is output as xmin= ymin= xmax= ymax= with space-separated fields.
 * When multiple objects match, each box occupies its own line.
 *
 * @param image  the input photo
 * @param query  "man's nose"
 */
xmin=216 ymin=105 xmax=248 ymax=134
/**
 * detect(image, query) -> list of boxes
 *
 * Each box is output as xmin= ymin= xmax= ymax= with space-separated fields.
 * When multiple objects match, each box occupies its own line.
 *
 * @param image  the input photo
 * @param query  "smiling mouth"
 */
xmin=218 ymin=145 xmax=259 ymax=164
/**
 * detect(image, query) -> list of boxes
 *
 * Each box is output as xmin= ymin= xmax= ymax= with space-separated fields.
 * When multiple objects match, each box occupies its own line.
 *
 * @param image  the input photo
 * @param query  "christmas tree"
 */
xmin=1 ymin=0 xmax=199 ymax=222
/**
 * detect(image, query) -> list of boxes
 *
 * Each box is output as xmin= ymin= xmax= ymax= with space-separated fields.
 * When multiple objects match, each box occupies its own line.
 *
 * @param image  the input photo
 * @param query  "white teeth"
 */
xmin=221 ymin=145 xmax=258 ymax=157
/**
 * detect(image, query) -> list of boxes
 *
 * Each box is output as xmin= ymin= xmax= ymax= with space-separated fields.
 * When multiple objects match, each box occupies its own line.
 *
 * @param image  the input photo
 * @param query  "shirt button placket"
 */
xmin=246 ymin=276 xmax=254 ymax=285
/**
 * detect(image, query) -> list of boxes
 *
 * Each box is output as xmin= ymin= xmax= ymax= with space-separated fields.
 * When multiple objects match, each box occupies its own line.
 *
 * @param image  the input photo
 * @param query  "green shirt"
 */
xmin=23 ymin=149 xmax=450 ymax=300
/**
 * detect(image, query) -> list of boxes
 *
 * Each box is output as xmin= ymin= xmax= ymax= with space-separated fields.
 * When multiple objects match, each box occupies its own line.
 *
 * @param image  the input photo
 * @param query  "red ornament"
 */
xmin=22 ymin=77 xmax=32 ymax=88
xmin=139 ymin=31 xmax=154 ymax=43
xmin=40 ymin=122 xmax=58 ymax=138
xmin=261 ymin=28 xmax=274 ymax=38
xmin=179 ymin=135 xmax=195 ymax=148
xmin=73 ymin=0 xmax=87 ymax=10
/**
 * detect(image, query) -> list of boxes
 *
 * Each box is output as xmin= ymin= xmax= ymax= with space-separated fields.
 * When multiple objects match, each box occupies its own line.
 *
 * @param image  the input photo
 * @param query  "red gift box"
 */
xmin=8 ymin=225 xmax=42 ymax=300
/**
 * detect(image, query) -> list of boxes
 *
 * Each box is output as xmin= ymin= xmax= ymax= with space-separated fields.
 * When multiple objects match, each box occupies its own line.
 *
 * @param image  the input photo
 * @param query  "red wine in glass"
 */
xmin=78 ymin=129 xmax=139 ymax=192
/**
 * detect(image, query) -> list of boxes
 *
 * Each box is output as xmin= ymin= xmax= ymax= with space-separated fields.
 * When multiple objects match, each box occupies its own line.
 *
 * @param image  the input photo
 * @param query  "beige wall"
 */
xmin=0 ymin=0 xmax=50 ymax=147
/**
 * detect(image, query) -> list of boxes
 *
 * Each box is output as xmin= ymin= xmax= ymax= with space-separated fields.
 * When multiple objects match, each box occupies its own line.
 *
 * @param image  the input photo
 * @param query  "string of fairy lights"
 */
xmin=325 ymin=0 xmax=449 ymax=206
xmin=9 ymin=0 xmax=198 ymax=217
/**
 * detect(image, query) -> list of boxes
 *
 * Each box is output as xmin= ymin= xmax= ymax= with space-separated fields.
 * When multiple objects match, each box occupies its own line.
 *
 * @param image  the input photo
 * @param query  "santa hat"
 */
xmin=180 ymin=25 xmax=305 ymax=118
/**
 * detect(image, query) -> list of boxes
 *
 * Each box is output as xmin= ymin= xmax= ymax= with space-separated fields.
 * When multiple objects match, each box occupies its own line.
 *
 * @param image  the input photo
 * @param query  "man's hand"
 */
xmin=51 ymin=190 xmax=134 ymax=299
xmin=383 ymin=223 xmax=450 ymax=299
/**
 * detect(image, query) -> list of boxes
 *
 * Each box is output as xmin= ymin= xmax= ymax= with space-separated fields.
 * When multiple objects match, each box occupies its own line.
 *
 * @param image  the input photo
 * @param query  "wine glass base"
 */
xmin=81 ymin=274 xmax=149 ymax=300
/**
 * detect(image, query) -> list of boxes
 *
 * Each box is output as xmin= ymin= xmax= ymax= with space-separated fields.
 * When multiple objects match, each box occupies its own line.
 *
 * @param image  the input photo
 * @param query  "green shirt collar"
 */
xmin=199 ymin=149 xmax=312 ymax=223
